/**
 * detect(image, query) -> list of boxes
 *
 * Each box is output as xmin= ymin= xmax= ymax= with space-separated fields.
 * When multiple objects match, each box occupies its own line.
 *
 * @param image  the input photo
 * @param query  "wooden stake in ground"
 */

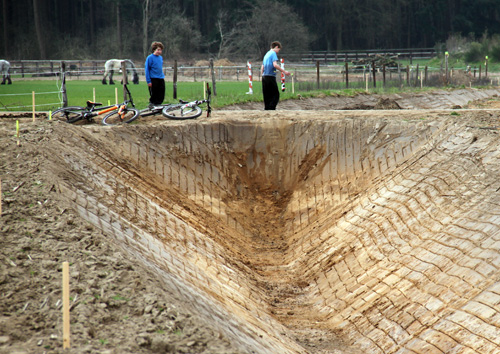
xmin=16 ymin=120 xmax=20 ymax=146
xmin=32 ymin=91 xmax=35 ymax=122
xmin=62 ymin=261 xmax=70 ymax=349
xmin=0 ymin=177 xmax=2 ymax=215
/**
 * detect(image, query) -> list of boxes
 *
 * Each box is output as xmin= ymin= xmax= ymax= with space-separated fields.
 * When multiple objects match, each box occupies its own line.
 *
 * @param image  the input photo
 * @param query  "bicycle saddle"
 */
xmin=86 ymin=100 xmax=102 ymax=108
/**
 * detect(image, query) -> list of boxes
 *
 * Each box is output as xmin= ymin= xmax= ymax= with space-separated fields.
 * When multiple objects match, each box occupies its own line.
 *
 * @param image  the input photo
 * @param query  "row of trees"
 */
xmin=2 ymin=0 xmax=500 ymax=61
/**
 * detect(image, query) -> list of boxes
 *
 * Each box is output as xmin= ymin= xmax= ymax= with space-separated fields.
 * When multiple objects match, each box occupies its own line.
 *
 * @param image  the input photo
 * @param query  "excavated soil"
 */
xmin=2 ymin=88 xmax=500 ymax=354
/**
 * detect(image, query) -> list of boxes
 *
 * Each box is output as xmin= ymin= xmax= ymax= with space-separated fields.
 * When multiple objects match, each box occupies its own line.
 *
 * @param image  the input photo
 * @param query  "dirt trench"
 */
xmin=3 ymin=89 xmax=500 ymax=354
xmin=39 ymin=111 xmax=500 ymax=353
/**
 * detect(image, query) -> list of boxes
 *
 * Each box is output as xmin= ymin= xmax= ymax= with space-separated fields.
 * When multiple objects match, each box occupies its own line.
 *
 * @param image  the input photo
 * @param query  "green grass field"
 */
xmin=0 ymin=79 xmax=290 ymax=111
xmin=0 ymin=78 xmax=418 ymax=112
xmin=1 ymin=66 xmax=496 ymax=112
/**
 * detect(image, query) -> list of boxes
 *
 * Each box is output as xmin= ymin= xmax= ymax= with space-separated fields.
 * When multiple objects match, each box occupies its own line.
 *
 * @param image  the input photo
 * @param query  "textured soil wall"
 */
xmin=3 ymin=88 xmax=500 ymax=353
xmin=38 ymin=107 xmax=500 ymax=353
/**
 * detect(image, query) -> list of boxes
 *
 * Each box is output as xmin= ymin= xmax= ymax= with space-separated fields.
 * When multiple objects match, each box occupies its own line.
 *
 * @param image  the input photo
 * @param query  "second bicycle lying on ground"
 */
xmin=139 ymin=83 xmax=212 ymax=121
xmin=51 ymin=85 xmax=139 ymax=125
xmin=51 ymin=83 xmax=212 ymax=125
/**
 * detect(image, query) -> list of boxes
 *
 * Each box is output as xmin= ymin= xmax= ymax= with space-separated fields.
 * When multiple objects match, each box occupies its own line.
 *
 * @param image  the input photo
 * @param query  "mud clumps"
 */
xmin=374 ymin=97 xmax=401 ymax=109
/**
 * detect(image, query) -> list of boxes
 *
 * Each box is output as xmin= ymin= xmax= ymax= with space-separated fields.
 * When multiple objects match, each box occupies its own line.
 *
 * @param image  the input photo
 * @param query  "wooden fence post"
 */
xmin=415 ymin=63 xmax=419 ymax=87
xmin=382 ymin=65 xmax=386 ymax=88
xmin=485 ymin=56 xmax=488 ymax=78
xmin=397 ymin=63 xmax=403 ymax=88
xmin=173 ymin=60 xmax=178 ymax=99
xmin=316 ymin=61 xmax=320 ymax=89
xmin=372 ymin=61 xmax=376 ymax=88
xmin=61 ymin=61 xmax=68 ymax=107
xmin=210 ymin=59 xmax=217 ymax=96
xmin=345 ymin=62 xmax=349 ymax=89
xmin=445 ymin=51 xmax=449 ymax=83
xmin=121 ymin=61 xmax=128 ymax=101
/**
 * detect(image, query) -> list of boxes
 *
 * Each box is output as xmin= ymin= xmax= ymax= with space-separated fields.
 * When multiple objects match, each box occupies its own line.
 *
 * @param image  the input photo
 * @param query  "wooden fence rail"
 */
xmin=288 ymin=48 xmax=437 ymax=64
xmin=6 ymin=49 xmax=437 ymax=77
xmin=7 ymin=60 xmax=109 ymax=77
xmin=3 ymin=58 xmax=497 ymax=92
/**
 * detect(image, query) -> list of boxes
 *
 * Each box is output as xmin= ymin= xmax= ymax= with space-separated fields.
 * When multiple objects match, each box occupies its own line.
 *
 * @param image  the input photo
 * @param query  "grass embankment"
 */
xmin=0 ymin=80 xmax=267 ymax=111
xmin=0 ymin=79 xmax=440 ymax=112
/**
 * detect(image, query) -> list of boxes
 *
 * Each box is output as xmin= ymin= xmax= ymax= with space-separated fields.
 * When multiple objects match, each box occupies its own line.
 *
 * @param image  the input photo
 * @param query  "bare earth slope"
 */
xmin=221 ymin=88 xmax=500 ymax=111
xmin=2 ymin=88 xmax=500 ymax=354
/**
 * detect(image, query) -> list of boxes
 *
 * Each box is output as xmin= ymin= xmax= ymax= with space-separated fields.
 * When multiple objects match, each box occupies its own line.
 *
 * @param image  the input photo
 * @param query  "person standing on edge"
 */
xmin=261 ymin=41 xmax=290 ymax=110
xmin=145 ymin=41 xmax=165 ymax=109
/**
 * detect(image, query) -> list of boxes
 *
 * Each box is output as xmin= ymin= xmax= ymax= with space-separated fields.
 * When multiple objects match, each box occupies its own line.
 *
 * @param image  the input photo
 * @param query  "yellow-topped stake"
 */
xmin=32 ymin=91 xmax=36 ymax=122
xmin=16 ymin=120 xmax=20 ymax=146
xmin=62 ymin=261 xmax=70 ymax=349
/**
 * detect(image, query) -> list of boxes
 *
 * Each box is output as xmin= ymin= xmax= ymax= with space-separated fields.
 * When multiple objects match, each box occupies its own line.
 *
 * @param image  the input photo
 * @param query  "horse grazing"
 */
xmin=0 ymin=60 xmax=12 ymax=84
xmin=102 ymin=59 xmax=139 ymax=85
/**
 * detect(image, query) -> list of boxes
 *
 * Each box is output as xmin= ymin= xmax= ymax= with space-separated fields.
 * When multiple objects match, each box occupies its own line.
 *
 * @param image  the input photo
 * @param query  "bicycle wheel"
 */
xmin=51 ymin=106 xmax=86 ymax=123
xmin=101 ymin=107 xmax=140 ymax=126
xmin=162 ymin=104 xmax=202 ymax=120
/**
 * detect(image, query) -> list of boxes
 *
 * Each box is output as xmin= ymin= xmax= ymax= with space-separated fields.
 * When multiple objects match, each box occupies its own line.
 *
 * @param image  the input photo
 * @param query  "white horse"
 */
xmin=0 ymin=60 xmax=12 ymax=84
xmin=102 ymin=59 xmax=139 ymax=85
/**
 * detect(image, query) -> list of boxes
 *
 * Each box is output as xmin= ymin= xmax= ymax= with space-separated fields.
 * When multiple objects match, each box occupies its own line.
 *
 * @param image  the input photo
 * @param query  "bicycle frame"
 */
xmin=141 ymin=83 xmax=212 ymax=120
xmin=85 ymin=101 xmax=129 ymax=120
xmin=83 ymin=84 xmax=135 ymax=121
xmin=180 ymin=99 xmax=211 ymax=117
xmin=178 ymin=83 xmax=211 ymax=117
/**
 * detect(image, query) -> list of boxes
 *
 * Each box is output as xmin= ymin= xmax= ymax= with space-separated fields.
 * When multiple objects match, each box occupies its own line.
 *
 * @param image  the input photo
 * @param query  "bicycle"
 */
xmin=139 ymin=83 xmax=212 ymax=120
xmin=51 ymin=85 xmax=139 ymax=125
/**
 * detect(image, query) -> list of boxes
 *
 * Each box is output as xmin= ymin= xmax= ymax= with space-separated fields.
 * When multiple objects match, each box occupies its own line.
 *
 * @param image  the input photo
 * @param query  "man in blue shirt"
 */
xmin=261 ymin=41 xmax=290 ymax=110
xmin=145 ymin=41 xmax=165 ymax=109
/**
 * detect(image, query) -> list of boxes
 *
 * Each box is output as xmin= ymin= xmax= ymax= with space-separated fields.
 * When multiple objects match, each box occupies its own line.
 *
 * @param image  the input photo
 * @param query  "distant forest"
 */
xmin=2 ymin=0 xmax=500 ymax=61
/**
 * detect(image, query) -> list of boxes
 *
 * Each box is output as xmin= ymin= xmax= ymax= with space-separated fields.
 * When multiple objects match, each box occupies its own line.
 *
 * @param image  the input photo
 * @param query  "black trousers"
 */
xmin=262 ymin=75 xmax=279 ymax=110
xmin=149 ymin=78 xmax=165 ymax=105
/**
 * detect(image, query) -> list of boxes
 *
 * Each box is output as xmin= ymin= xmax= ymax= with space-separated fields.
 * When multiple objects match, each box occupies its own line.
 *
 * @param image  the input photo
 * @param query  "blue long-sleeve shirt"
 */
xmin=145 ymin=53 xmax=165 ymax=84
xmin=262 ymin=49 xmax=278 ymax=76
